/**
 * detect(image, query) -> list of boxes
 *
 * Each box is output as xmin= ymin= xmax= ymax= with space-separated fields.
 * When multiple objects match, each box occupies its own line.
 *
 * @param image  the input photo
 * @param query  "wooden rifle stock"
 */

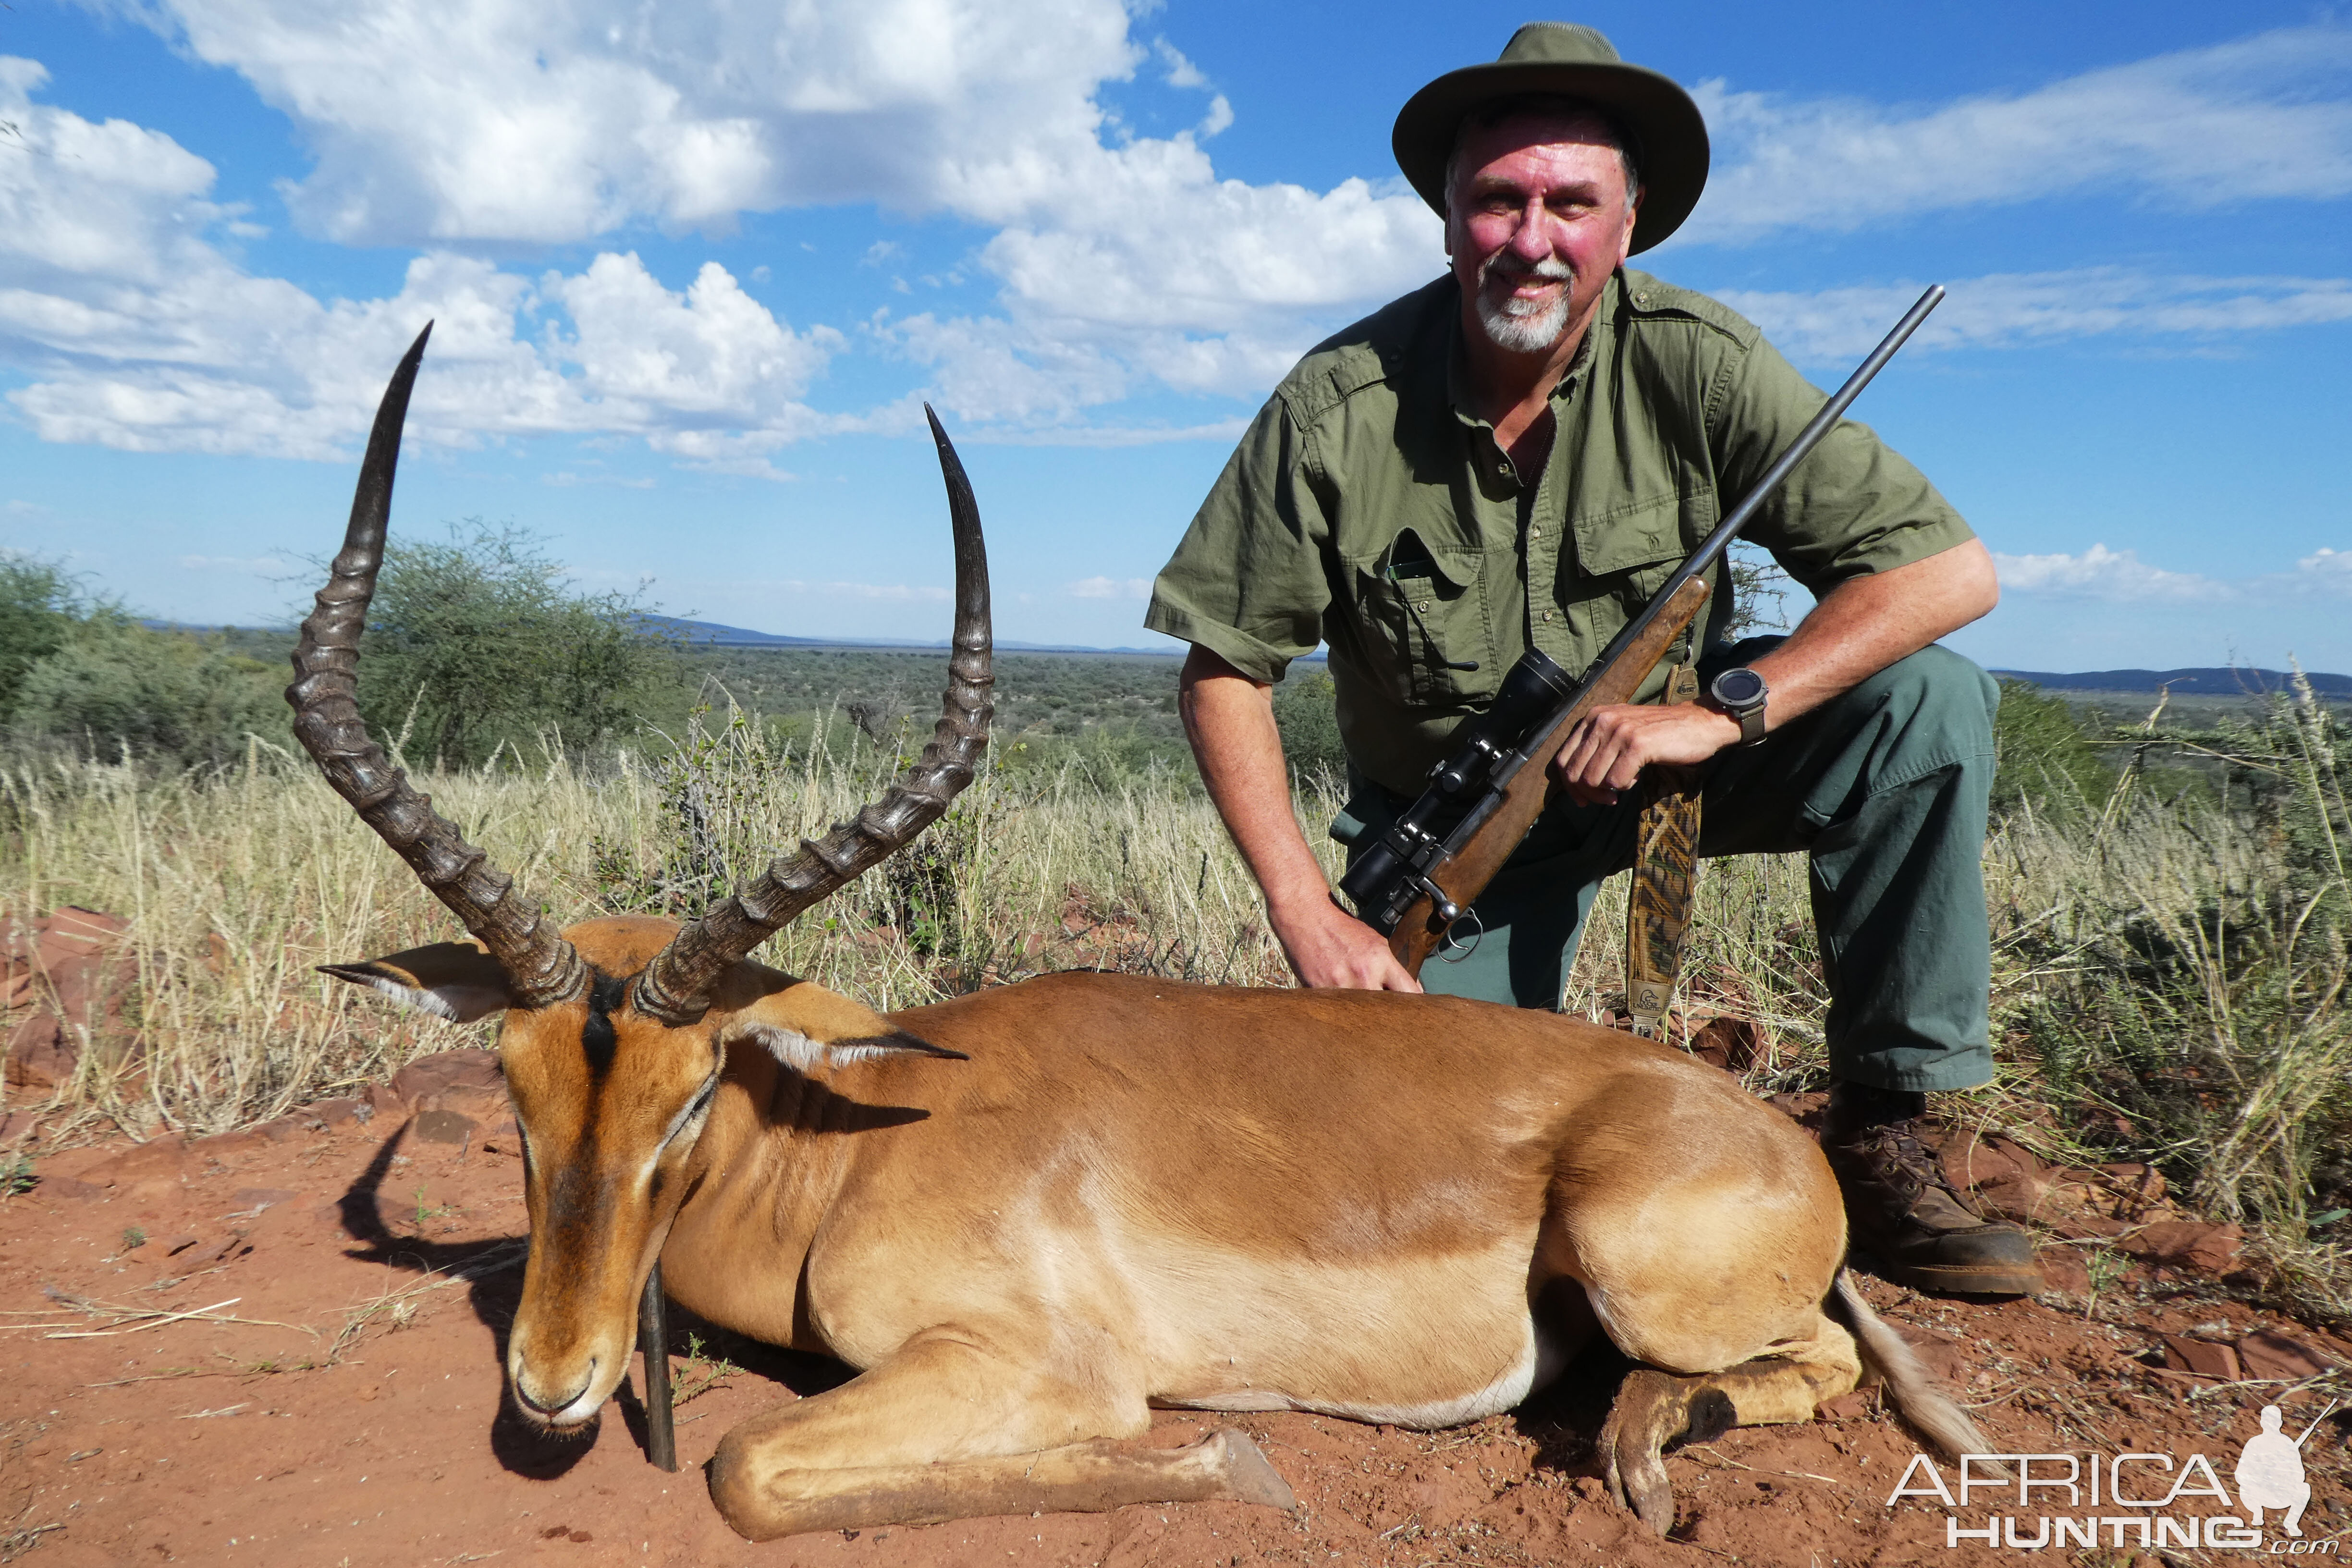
xmin=1389 ymin=576 xmax=1711 ymax=975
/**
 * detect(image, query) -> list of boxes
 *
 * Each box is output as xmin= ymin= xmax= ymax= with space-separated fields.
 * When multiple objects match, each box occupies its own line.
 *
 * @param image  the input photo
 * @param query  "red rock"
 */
xmin=1816 ymin=1391 xmax=1874 ymax=1421
xmin=2160 ymin=1335 xmax=2240 ymax=1380
xmin=391 ymin=1049 xmax=500 ymax=1107
xmin=185 ymin=1234 xmax=251 ymax=1266
xmin=2125 ymin=1221 xmax=2244 ymax=1274
xmin=2098 ymin=1162 xmax=2168 ymax=1207
xmin=0 ymin=1111 xmax=41 ymax=1147
xmin=1767 ymin=1091 xmax=1828 ymax=1139
xmin=39 ymin=1175 xmax=103 ymax=1201
xmin=41 ymin=906 xmax=127 ymax=956
xmin=364 ymin=1084 xmax=405 ymax=1121
xmin=1942 ymin=1131 xmax=2046 ymax=1194
xmin=79 ymin=1134 xmax=188 ymax=1187
xmin=2236 ymin=1329 xmax=2340 ymax=1382
xmin=1687 ymin=1016 xmax=1763 ymax=1074
xmin=38 ymin=952 xmax=136 ymax=1031
xmin=1891 ymin=1324 xmax=1967 ymax=1385
xmin=420 ymin=1083 xmax=511 ymax=1126
xmin=5 ymin=1014 xmax=75 ymax=1090
xmin=412 ymin=1109 xmax=478 ymax=1146
xmin=308 ymin=1098 xmax=371 ymax=1128
xmin=191 ymin=1128 xmax=268 ymax=1157
xmin=162 ymin=1233 xmax=201 ymax=1256
xmin=2036 ymin=1249 xmax=2092 ymax=1295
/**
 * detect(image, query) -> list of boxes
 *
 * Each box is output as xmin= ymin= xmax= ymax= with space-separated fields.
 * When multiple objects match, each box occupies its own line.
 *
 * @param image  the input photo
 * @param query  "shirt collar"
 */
xmin=1445 ymin=269 xmax=1620 ymax=432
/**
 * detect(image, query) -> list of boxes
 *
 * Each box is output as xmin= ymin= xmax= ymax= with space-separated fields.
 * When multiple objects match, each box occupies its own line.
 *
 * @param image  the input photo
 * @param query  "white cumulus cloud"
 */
xmin=1992 ymin=543 xmax=2230 ymax=602
xmin=12 ymin=10 xmax=2352 ymax=455
xmin=1715 ymin=270 xmax=2352 ymax=364
xmin=1068 ymin=576 xmax=1151 ymax=599
xmin=1685 ymin=24 xmax=2352 ymax=245
xmin=0 ymin=59 xmax=844 ymax=458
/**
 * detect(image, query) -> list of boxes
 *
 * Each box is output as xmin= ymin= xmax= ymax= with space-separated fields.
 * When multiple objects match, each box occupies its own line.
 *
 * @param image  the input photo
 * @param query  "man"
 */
xmin=1146 ymin=23 xmax=2041 ymax=1296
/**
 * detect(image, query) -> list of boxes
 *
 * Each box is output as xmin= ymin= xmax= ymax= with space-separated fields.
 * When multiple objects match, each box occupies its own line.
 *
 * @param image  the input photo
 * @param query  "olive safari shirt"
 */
xmin=1146 ymin=268 xmax=1975 ymax=796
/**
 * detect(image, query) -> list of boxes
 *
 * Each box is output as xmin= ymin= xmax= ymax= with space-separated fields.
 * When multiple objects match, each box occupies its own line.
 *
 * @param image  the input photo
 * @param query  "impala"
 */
xmin=293 ymin=328 xmax=1984 ymax=1541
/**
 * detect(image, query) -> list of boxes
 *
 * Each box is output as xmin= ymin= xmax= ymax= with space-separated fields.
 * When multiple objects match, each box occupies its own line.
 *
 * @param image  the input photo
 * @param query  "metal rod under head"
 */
xmin=637 ymin=1262 xmax=677 ymax=1472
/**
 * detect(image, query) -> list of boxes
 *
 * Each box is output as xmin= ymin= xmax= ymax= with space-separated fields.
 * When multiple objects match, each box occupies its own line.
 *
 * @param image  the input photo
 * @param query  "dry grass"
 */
xmin=0 ymin=722 xmax=1334 ymax=1137
xmin=3 ymin=699 xmax=2345 ymax=1313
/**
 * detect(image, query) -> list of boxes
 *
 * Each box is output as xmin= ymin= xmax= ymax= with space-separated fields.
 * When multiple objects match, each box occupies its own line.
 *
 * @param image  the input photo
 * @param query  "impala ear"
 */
xmin=320 ymin=942 xmax=514 ymax=1023
xmin=723 ymin=978 xmax=967 ymax=1073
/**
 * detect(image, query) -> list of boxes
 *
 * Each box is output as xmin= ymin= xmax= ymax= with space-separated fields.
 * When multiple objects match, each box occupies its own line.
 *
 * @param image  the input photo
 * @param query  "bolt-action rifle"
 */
xmin=1337 ymin=285 xmax=1947 ymax=976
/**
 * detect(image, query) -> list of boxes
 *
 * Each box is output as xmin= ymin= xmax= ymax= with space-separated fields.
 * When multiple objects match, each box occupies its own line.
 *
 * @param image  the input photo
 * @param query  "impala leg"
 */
xmin=707 ymin=1330 xmax=1296 ymax=1541
xmin=1599 ymin=1316 xmax=1862 ymax=1534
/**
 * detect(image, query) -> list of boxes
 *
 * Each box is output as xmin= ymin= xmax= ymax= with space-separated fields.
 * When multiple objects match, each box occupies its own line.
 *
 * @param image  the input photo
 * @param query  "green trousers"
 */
xmin=1333 ymin=638 xmax=2000 ymax=1093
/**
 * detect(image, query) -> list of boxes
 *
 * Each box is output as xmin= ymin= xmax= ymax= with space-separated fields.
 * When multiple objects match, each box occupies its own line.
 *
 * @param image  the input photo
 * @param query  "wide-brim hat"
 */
xmin=1392 ymin=22 xmax=1709 ymax=255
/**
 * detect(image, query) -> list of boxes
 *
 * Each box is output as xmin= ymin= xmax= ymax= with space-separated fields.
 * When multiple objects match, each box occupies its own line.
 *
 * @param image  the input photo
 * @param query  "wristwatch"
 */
xmin=1708 ymin=666 xmax=1770 ymax=747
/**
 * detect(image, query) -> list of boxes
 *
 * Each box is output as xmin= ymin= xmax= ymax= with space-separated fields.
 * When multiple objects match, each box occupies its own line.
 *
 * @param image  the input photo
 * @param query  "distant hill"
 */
xmin=1992 ymin=667 xmax=2352 ymax=696
xmin=637 ymin=614 xmax=1176 ymax=656
xmin=145 ymin=615 xmax=1178 ymax=658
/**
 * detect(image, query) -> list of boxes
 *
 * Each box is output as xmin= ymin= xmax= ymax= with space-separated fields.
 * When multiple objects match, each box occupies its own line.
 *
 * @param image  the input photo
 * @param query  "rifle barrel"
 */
xmin=1580 ymin=283 xmax=1946 ymax=680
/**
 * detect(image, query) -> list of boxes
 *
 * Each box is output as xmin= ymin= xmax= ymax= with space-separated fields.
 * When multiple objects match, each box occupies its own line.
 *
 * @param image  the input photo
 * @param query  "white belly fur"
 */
xmin=1131 ymin=1237 xmax=1561 ymax=1431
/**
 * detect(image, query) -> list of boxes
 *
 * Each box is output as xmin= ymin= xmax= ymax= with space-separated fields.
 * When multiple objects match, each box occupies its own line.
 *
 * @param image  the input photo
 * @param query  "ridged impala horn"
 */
xmin=632 ymin=406 xmax=994 ymax=1025
xmin=287 ymin=323 xmax=589 ymax=1009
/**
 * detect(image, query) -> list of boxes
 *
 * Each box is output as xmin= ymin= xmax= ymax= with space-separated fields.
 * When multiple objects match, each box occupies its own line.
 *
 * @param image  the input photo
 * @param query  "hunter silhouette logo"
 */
xmin=2237 ymin=1403 xmax=2324 ymax=1538
xmin=1883 ymin=1398 xmax=2341 ymax=1551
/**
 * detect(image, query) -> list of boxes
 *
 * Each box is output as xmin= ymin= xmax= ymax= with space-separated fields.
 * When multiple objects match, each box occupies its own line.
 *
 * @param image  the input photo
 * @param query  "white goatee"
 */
xmin=1475 ymin=254 xmax=1574 ymax=354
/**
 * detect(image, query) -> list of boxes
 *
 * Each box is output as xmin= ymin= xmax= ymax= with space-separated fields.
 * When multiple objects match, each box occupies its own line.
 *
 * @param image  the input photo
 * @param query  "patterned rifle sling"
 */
xmin=1625 ymin=662 xmax=1703 ymax=1041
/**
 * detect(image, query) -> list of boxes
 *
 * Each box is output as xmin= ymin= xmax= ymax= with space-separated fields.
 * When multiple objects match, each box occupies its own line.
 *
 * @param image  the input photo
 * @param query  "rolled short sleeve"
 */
xmin=1709 ymin=333 xmax=1975 ymax=594
xmin=1145 ymin=395 xmax=1332 ymax=685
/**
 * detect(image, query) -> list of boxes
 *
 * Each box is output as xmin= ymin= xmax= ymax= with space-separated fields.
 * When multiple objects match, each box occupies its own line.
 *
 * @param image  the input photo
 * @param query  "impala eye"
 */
xmin=658 ymin=1074 xmax=719 ymax=1154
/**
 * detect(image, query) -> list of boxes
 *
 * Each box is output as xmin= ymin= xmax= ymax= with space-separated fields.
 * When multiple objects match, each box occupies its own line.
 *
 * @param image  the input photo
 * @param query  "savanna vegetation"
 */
xmin=1 ymin=537 xmax=2347 ymax=1319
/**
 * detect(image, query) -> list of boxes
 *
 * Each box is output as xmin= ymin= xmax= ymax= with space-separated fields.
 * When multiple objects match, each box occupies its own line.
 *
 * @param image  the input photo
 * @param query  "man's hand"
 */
xmin=1551 ymin=700 xmax=1740 ymax=805
xmin=1267 ymin=891 xmax=1424 ymax=992
xmin=1179 ymin=645 xmax=1423 ymax=992
xmin=1549 ymin=539 xmax=2001 ymax=805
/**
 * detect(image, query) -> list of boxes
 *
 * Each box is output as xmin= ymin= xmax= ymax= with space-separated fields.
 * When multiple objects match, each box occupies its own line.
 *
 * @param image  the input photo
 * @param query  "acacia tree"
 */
xmin=354 ymin=521 xmax=676 ymax=767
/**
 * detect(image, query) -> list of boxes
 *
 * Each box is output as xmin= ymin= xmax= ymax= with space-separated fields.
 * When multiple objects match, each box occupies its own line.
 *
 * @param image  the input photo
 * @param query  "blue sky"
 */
xmin=1 ymin=0 xmax=2348 ymax=671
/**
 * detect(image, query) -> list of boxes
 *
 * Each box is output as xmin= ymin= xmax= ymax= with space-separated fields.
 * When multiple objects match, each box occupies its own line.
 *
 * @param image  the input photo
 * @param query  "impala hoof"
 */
xmin=1208 ymin=1429 xmax=1298 ymax=1513
xmin=1599 ymin=1370 xmax=1735 ymax=1536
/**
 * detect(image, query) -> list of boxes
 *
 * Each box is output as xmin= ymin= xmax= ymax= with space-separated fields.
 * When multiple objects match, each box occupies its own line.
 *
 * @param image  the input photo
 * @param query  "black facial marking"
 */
xmin=581 ymin=970 xmax=628 ymax=1079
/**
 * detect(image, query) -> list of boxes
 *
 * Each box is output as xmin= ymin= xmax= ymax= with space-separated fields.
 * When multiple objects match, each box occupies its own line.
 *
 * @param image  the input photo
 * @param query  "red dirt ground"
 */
xmin=1 ymin=1062 xmax=2346 ymax=1568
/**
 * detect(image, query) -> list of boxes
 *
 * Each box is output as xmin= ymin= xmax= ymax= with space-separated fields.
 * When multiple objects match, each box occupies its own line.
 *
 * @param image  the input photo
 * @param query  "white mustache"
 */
xmin=1482 ymin=255 xmax=1573 ymax=285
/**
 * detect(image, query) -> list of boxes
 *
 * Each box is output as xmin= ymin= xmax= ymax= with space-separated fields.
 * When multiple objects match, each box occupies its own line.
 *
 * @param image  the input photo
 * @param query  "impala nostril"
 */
xmin=514 ymin=1358 xmax=596 ymax=1416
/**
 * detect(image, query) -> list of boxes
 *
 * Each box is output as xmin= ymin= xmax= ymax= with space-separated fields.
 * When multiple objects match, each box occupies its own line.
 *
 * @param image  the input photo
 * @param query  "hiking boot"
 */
xmin=1823 ymin=1088 xmax=2044 ymax=1297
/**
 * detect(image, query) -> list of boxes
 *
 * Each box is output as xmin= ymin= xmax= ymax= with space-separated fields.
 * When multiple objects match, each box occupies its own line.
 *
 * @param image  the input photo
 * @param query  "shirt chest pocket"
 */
xmin=1343 ymin=527 xmax=1497 ymax=710
xmin=1569 ymin=490 xmax=1711 ymax=633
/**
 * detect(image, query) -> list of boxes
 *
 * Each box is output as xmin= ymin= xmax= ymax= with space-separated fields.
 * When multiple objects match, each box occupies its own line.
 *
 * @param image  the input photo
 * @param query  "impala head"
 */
xmin=291 ymin=324 xmax=992 ymax=1430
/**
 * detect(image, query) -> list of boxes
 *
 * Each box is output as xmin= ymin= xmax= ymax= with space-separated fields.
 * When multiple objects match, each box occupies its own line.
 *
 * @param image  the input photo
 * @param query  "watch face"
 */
xmin=1712 ymin=667 xmax=1766 ymax=709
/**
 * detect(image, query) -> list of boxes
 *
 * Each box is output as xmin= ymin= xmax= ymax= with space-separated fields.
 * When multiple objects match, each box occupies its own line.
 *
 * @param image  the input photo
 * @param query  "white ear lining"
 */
xmin=729 ymin=1021 xmax=939 ymax=1073
xmin=735 ymin=1020 xmax=826 ymax=1072
xmin=344 ymin=973 xmax=508 ymax=1024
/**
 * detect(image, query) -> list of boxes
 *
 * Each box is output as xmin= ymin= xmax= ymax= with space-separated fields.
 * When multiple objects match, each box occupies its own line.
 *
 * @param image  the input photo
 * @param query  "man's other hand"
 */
xmin=1268 ymin=892 xmax=1426 ymax=992
xmin=1550 ymin=700 xmax=1741 ymax=805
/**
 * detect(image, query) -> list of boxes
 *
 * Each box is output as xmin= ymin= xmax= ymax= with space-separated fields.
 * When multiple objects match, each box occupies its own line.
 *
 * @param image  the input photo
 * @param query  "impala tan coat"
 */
xmin=296 ymin=328 xmax=1985 ymax=1544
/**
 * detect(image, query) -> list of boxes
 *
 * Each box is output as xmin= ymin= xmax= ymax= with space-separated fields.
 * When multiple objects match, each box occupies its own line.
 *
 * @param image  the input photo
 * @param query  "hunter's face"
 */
xmin=1446 ymin=113 xmax=1639 ymax=357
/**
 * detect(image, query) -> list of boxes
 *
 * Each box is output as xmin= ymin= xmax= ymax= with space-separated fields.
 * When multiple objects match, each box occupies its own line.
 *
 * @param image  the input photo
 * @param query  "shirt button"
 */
xmin=1542 ymin=611 xmax=1555 ymax=622
xmin=1528 ymin=525 xmax=1541 ymax=538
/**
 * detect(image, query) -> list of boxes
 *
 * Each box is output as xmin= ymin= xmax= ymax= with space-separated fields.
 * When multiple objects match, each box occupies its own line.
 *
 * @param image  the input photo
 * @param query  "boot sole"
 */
xmin=1877 ymin=1258 xmax=2046 ymax=1297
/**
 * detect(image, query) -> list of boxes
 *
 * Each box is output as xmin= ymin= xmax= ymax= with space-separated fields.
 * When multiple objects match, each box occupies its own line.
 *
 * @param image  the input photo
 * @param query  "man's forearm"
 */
xmin=1176 ymin=648 xmax=1333 ymax=912
xmin=1177 ymin=646 xmax=1421 ymax=991
xmin=1747 ymin=538 xmax=2000 ymax=727
xmin=1551 ymin=538 xmax=2000 ymax=801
